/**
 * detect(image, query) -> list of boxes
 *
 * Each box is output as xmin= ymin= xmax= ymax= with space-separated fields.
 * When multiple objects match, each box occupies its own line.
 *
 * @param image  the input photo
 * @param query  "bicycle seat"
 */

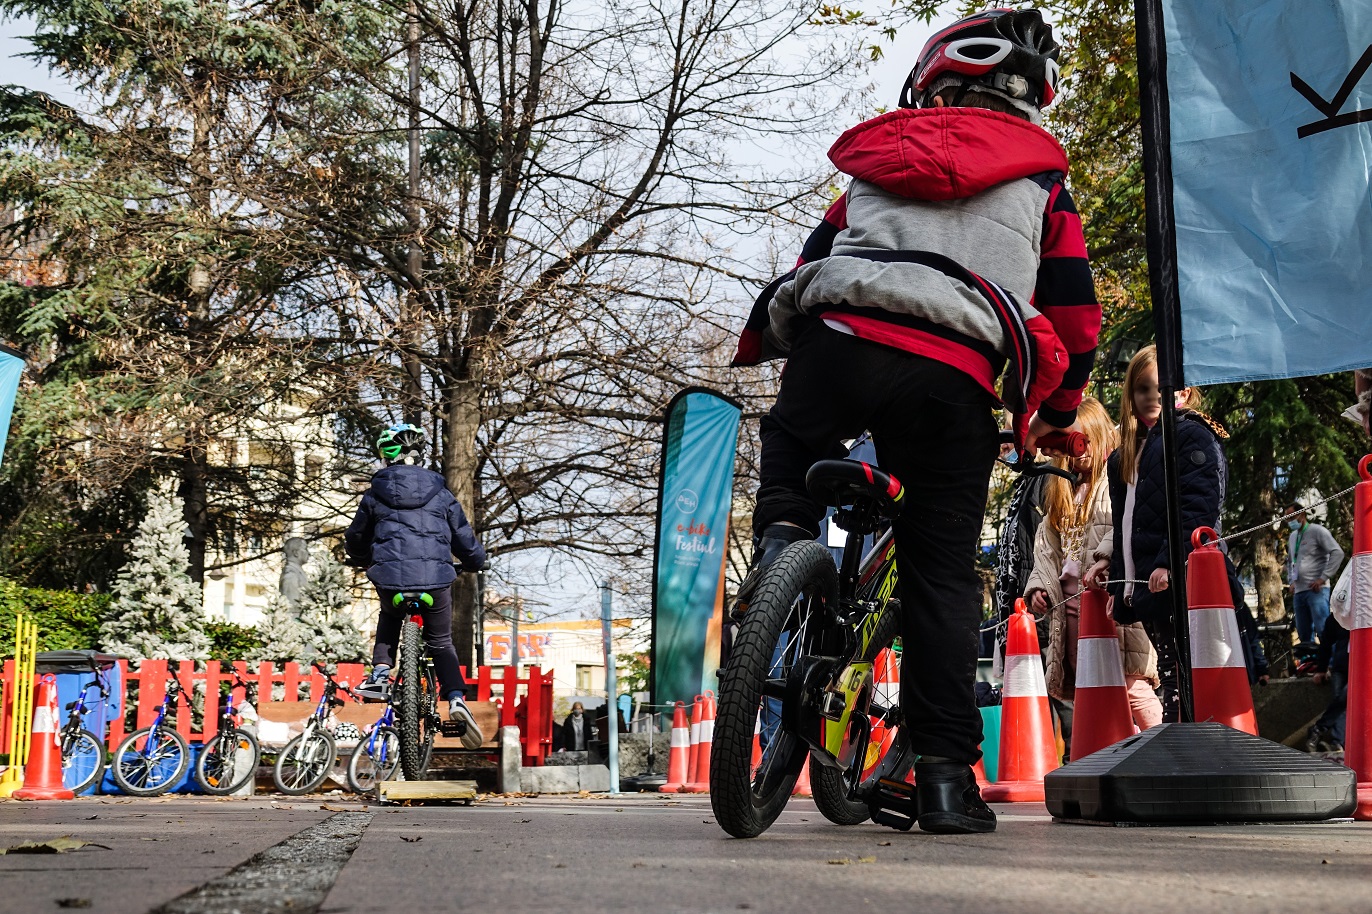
xmin=805 ymin=460 xmax=904 ymax=519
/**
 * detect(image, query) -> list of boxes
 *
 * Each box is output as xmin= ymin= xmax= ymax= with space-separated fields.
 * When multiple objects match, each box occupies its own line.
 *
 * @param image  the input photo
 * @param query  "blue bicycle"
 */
xmin=346 ymin=705 xmax=400 ymax=794
xmin=59 ymin=662 xmax=110 ymax=795
xmin=110 ymin=679 xmax=189 ymax=796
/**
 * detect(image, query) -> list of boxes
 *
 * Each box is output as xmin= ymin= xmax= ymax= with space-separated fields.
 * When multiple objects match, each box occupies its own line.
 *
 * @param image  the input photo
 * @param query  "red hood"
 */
xmin=828 ymin=108 xmax=1068 ymax=201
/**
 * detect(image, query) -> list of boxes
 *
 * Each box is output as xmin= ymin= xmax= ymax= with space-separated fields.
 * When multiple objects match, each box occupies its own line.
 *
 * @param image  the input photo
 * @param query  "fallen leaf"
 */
xmin=857 ymin=856 xmax=876 ymax=864
xmin=827 ymin=858 xmax=850 ymax=865
xmin=55 ymin=900 xmax=91 ymax=909
xmin=400 ymin=836 xmax=423 ymax=843
xmin=320 ymin=804 xmax=348 ymax=811
xmin=0 ymin=837 xmax=108 ymax=855
xmin=83 ymin=816 xmax=98 ymax=821
xmin=877 ymin=841 xmax=891 ymax=847
xmin=554 ymin=863 xmax=566 ymax=869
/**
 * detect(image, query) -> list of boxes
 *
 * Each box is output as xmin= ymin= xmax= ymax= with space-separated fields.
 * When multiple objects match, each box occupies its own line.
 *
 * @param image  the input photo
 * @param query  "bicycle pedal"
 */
xmin=439 ymin=720 xmax=468 ymax=738
xmin=868 ymin=777 xmax=918 ymax=832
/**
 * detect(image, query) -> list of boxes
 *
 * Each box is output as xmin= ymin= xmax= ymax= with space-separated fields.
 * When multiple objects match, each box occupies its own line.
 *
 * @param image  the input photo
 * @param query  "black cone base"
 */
xmin=1044 ymin=722 xmax=1356 ymax=824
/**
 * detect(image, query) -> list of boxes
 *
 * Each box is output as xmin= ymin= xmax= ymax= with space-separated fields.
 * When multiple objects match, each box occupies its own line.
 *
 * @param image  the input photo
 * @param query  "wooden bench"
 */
xmin=255 ymin=700 xmax=501 ymax=752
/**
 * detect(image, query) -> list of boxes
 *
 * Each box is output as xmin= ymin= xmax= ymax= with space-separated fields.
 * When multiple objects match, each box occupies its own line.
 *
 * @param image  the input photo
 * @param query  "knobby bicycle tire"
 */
xmin=196 ymin=727 xmax=260 ymax=795
xmin=397 ymin=620 xmax=436 ymax=781
xmin=111 ymin=726 xmax=189 ymax=797
xmin=61 ymin=728 xmax=106 ymax=796
xmin=710 ymin=540 xmax=838 ymax=838
xmin=273 ymin=729 xmax=336 ymax=795
xmin=347 ymin=725 xmax=400 ymax=794
xmin=809 ymin=603 xmax=901 ymax=826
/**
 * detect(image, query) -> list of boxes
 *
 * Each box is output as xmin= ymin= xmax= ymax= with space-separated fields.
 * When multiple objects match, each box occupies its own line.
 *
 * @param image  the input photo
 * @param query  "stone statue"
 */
xmin=279 ymin=537 xmax=311 ymax=607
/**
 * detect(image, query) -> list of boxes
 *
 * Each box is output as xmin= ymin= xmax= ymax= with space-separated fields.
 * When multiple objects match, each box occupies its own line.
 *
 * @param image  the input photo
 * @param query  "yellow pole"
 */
xmin=0 ymin=614 xmax=37 ymax=797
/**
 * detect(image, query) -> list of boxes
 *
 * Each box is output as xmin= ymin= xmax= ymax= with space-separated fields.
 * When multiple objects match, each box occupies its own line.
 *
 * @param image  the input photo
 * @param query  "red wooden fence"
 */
xmin=2 ymin=659 xmax=555 ymax=766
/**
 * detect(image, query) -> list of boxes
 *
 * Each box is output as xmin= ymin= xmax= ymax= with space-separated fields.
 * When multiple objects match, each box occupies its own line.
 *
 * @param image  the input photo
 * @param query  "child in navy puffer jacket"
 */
xmin=345 ymin=423 xmax=487 ymax=749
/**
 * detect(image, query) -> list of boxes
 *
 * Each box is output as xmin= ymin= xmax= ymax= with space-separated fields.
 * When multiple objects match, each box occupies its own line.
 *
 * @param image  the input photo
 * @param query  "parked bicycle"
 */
xmin=195 ymin=668 xmax=261 ymax=795
xmin=59 ymin=660 xmax=110 ymax=795
xmin=346 ymin=705 xmax=401 ymax=794
xmin=111 ymin=679 xmax=189 ymax=796
xmin=272 ymin=664 xmax=351 ymax=795
xmin=710 ymin=430 xmax=1081 ymax=838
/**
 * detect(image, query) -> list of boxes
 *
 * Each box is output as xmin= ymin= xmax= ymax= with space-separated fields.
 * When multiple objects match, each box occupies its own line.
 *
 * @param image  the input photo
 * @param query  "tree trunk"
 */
xmin=1251 ymin=414 xmax=1285 ymax=623
xmin=182 ymin=443 xmax=209 ymax=585
xmin=443 ymin=376 xmax=483 ymax=671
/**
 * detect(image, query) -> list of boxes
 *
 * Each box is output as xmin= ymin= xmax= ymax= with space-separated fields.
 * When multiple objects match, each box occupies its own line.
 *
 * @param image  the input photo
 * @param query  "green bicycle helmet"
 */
xmin=376 ymin=423 xmax=426 ymax=462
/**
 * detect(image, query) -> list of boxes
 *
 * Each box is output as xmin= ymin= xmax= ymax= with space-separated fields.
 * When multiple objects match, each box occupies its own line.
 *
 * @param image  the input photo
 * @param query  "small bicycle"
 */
xmin=111 ymin=679 xmax=189 ymax=797
xmin=273 ymin=665 xmax=350 ymax=795
xmin=59 ymin=661 xmax=110 ymax=795
xmin=710 ymin=430 xmax=1081 ymax=838
xmin=346 ymin=705 xmax=401 ymax=794
xmin=390 ymin=591 xmax=449 ymax=782
xmin=195 ymin=668 xmax=261 ymax=795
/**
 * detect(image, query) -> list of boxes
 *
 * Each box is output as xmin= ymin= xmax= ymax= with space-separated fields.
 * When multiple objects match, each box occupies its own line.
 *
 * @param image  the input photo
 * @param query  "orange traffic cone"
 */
xmin=1186 ymin=527 xmax=1257 ymax=735
xmin=981 ymin=599 xmax=1058 ymax=802
xmin=1343 ymin=455 xmax=1372 ymax=819
xmin=1069 ymin=588 xmax=1136 ymax=760
xmin=684 ymin=694 xmax=704 ymax=791
xmin=14 ymin=675 xmax=74 ymax=801
xmin=972 ymin=758 xmax=990 ymax=787
xmin=750 ymin=713 xmax=762 ymax=773
xmin=659 ymin=701 xmax=691 ymax=793
xmin=874 ymin=647 xmax=900 ymax=708
xmin=684 ymin=691 xmax=715 ymax=793
xmin=792 ymin=757 xmax=812 ymax=797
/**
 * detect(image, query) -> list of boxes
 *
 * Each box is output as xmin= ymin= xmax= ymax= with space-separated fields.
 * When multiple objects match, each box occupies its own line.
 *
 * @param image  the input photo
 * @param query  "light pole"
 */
xmin=601 ymin=580 xmax=619 ymax=794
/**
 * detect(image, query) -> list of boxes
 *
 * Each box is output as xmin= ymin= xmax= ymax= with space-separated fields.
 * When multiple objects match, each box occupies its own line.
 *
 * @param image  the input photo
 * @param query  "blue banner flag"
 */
xmin=650 ymin=388 xmax=741 ymax=707
xmin=0 ymin=345 xmax=24 ymax=469
xmin=1162 ymin=1 xmax=1372 ymax=385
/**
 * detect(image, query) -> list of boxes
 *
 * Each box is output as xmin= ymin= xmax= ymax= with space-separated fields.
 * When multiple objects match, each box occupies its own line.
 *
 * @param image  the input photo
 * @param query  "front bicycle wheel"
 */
xmin=111 ymin=726 xmax=189 ymax=796
xmin=711 ymin=540 xmax=838 ymax=838
xmin=347 ymin=725 xmax=400 ymax=794
xmin=196 ymin=728 xmax=261 ymax=795
xmin=61 ymin=728 xmax=106 ymax=795
xmin=273 ymin=730 xmax=337 ymax=795
xmin=397 ymin=621 xmax=436 ymax=782
xmin=810 ymin=608 xmax=902 ymax=826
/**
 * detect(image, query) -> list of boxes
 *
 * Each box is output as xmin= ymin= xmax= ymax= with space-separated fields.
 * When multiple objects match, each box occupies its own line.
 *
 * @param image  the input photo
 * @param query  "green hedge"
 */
xmin=0 ymin=578 xmax=107 ymax=654
xmin=0 ymin=579 xmax=266 ymax=661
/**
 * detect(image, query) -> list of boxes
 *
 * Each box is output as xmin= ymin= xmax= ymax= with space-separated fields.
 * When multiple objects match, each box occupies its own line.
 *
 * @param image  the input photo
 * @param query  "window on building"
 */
xmin=576 ymin=664 xmax=596 ymax=692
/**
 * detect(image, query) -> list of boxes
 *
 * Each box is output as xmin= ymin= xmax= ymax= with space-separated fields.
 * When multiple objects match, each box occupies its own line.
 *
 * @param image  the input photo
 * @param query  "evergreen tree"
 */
xmin=100 ymin=489 xmax=211 ymax=661
xmin=251 ymin=593 xmax=316 ymax=666
xmin=297 ymin=550 xmax=367 ymax=664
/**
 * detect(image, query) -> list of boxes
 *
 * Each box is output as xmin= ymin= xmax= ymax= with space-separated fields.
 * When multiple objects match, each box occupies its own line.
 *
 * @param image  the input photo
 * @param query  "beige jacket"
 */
xmin=1023 ymin=477 xmax=1159 ymax=701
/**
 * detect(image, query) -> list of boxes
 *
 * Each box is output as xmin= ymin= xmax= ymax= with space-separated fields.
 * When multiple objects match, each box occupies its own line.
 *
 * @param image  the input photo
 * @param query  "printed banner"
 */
xmin=650 ymin=388 xmax=741 ymax=706
xmin=1162 ymin=1 xmax=1372 ymax=385
xmin=0 ymin=345 xmax=24 ymax=469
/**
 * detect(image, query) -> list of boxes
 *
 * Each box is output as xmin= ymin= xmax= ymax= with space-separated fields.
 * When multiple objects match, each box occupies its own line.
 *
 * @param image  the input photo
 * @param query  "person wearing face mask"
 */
xmin=555 ymin=702 xmax=592 ymax=753
xmin=1285 ymin=501 xmax=1345 ymax=652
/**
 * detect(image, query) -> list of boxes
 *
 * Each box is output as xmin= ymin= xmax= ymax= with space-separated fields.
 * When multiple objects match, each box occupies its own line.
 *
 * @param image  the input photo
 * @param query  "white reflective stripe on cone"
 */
xmin=671 ymin=728 xmax=690 ymax=748
xmin=700 ymin=719 xmax=714 ymax=742
xmin=690 ymin=721 xmax=700 ymax=741
xmin=1002 ymin=652 xmax=1049 ymax=698
xmin=1353 ymin=552 xmax=1372 ymax=631
xmin=1075 ymin=638 xmax=1127 ymax=688
xmin=31 ymin=703 xmax=57 ymax=734
xmin=1188 ymin=608 xmax=1246 ymax=669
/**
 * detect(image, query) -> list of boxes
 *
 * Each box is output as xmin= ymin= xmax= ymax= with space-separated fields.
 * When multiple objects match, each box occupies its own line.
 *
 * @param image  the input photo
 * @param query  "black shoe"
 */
xmin=914 ymin=762 xmax=997 ymax=834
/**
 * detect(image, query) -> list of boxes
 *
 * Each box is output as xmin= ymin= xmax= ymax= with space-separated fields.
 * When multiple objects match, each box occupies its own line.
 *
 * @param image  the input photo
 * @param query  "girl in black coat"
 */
xmin=1085 ymin=345 xmax=1260 ymax=720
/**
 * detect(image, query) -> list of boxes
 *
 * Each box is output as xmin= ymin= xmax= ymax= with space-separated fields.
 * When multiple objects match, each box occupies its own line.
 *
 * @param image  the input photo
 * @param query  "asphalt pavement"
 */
xmin=2 ymin=794 xmax=1370 ymax=914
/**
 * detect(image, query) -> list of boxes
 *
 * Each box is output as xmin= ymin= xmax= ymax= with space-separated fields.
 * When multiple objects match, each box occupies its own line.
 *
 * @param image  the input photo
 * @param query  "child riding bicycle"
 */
xmin=731 ymin=9 xmax=1100 ymax=833
xmin=346 ymin=423 xmax=488 ymax=749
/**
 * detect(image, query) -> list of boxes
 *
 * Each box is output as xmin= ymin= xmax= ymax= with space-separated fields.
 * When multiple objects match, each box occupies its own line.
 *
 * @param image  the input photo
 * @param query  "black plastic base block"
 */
xmin=1044 ymin=722 xmax=1356 ymax=824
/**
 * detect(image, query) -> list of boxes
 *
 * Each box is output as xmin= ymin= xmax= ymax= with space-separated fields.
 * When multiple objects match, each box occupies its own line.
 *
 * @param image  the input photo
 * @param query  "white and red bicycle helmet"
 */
xmin=899 ymin=8 xmax=1061 ymax=113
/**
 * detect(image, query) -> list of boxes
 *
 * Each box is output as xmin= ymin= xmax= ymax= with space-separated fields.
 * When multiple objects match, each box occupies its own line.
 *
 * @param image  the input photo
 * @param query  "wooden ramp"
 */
xmin=375 ymin=779 xmax=479 ymax=805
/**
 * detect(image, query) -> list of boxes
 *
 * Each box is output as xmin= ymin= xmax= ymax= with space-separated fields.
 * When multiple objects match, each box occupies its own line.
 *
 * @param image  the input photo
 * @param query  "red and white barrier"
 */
xmin=1186 ymin=526 xmax=1257 ymax=735
xmin=1070 ymin=588 xmax=1136 ymax=760
xmin=1344 ymin=455 xmax=1372 ymax=819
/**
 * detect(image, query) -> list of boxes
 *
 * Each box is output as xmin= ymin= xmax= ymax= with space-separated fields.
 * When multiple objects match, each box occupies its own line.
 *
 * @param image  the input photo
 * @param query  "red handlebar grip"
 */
xmin=1037 ymin=430 xmax=1087 ymax=458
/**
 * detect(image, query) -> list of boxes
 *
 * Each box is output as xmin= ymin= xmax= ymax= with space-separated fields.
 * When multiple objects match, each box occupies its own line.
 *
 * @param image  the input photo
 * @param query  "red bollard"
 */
xmin=1187 ymin=526 xmax=1257 ymax=734
xmin=14 ymin=675 xmax=75 ymax=801
xmin=982 ymin=599 xmax=1058 ymax=802
xmin=659 ymin=701 xmax=691 ymax=793
xmin=1069 ymin=588 xmax=1136 ymax=760
xmin=1344 ymin=456 xmax=1372 ymax=819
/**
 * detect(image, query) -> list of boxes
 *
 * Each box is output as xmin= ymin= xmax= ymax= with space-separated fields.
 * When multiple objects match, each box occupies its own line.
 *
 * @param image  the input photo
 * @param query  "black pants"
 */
xmin=756 ymin=323 xmax=999 ymax=764
xmin=373 ymin=586 xmax=469 ymax=699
